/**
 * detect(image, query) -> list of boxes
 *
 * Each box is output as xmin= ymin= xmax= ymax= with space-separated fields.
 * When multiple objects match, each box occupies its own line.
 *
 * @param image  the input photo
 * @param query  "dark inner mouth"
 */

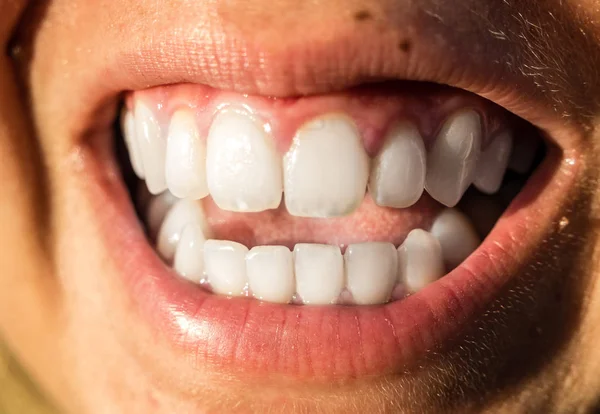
xmin=112 ymin=80 xmax=546 ymax=306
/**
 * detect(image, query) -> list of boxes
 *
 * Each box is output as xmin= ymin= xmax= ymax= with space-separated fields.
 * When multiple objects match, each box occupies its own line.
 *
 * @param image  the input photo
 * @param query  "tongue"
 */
xmin=201 ymin=194 xmax=442 ymax=249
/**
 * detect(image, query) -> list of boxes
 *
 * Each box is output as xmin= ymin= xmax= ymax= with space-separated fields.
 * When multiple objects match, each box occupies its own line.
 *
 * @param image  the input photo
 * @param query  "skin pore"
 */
xmin=1 ymin=0 xmax=600 ymax=412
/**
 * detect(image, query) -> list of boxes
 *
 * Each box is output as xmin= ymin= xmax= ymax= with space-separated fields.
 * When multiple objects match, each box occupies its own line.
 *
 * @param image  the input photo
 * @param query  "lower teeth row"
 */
xmin=149 ymin=196 xmax=481 ymax=306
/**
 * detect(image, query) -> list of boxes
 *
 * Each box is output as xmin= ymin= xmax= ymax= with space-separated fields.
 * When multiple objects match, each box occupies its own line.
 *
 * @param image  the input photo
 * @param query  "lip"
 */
xmin=19 ymin=0 xmax=587 ymax=384
xmin=79 ymin=125 xmax=579 ymax=379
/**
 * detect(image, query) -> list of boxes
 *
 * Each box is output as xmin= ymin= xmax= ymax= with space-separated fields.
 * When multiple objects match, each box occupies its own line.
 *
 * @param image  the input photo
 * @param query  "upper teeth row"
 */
xmin=123 ymin=102 xmax=515 ymax=216
xmin=152 ymin=197 xmax=481 ymax=305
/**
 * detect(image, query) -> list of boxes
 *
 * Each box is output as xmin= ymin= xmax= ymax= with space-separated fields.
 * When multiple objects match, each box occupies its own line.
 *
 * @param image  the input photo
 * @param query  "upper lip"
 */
xmin=17 ymin=0 xmax=587 ymax=152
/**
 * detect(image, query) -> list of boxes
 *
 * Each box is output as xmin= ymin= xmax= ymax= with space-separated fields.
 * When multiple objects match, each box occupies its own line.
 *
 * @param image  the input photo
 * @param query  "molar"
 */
xmin=283 ymin=115 xmax=369 ymax=218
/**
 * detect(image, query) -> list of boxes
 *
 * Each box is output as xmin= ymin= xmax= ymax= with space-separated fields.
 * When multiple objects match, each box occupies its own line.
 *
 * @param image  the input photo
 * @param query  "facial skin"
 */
xmin=1 ymin=0 xmax=600 ymax=412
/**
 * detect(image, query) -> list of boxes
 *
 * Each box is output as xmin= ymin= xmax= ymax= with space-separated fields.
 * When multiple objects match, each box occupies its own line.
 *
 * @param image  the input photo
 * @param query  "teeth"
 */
xmin=474 ymin=131 xmax=513 ymax=194
xmin=173 ymin=224 xmax=207 ymax=283
xmin=134 ymin=100 xmax=167 ymax=194
xmin=203 ymin=240 xmax=249 ymax=296
xmin=146 ymin=191 xmax=177 ymax=238
xmin=165 ymin=110 xmax=209 ymax=199
xmin=509 ymin=137 xmax=539 ymax=174
xmin=206 ymin=109 xmax=282 ymax=212
xmin=294 ymin=244 xmax=344 ymax=304
xmin=283 ymin=115 xmax=369 ymax=218
xmin=425 ymin=111 xmax=482 ymax=207
xmin=430 ymin=209 xmax=480 ymax=270
xmin=369 ymin=123 xmax=426 ymax=208
xmin=156 ymin=199 xmax=210 ymax=262
xmin=344 ymin=242 xmax=398 ymax=305
xmin=398 ymin=229 xmax=445 ymax=293
xmin=121 ymin=109 xmax=145 ymax=179
xmin=246 ymin=246 xmax=295 ymax=303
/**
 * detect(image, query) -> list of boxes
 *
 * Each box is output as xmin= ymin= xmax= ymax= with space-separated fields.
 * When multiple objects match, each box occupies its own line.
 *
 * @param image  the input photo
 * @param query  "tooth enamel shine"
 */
xmin=425 ymin=111 xmax=482 ymax=207
xmin=121 ymin=109 xmax=145 ymax=179
xmin=430 ymin=209 xmax=481 ymax=270
xmin=283 ymin=115 xmax=369 ymax=218
xmin=206 ymin=109 xmax=282 ymax=212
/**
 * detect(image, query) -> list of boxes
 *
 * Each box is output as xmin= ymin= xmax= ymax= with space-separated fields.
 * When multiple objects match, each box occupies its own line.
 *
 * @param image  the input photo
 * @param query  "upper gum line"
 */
xmin=127 ymin=82 xmax=510 ymax=155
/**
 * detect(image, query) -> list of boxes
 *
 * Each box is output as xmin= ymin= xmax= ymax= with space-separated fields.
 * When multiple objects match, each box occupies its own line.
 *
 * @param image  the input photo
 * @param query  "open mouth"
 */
xmin=39 ymin=1 xmax=583 ymax=384
xmin=120 ymin=82 xmax=543 ymax=306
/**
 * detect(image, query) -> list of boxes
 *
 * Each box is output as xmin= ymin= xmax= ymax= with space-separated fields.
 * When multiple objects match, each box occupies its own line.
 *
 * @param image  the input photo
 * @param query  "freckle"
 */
xmin=398 ymin=40 xmax=412 ymax=53
xmin=354 ymin=10 xmax=372 ymax=22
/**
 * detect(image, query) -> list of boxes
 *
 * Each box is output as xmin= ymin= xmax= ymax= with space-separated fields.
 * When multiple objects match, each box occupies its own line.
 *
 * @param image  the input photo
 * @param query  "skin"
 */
xmin=1 ymin=0 xmax=600 ymax=412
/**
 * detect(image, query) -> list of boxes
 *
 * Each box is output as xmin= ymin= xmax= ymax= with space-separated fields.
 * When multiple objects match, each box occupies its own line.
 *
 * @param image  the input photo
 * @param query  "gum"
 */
xmin=128 ymin=81 xmax=513 ymax=155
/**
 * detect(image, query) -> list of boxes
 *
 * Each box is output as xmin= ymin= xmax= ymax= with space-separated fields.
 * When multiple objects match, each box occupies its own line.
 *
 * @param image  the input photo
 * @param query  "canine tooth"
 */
xmin=425 ymin=111 xmax=482 ymax=207
xmin=284 ymin=115 xmax=369 ymax=218
xmin=173 ymin=224 xmax=207 ymax=283
xmin=369 ymin=123 xmax=426 ymax=208
xmin=165 ymin=110 xmax=209 ymax=199
xmin=344 ymin=242 xmax=398 ymax=305
xmin=398 ymin=229 xmax=445 ymax=293
xmin=121 ymin=109 xmax=145 ymax=179
xmin=246 ymin=246 xmax=294 ymax=304
xmin=135 ymin=100 xmax=167 ymax=194
xmin=430 ymin=209 xmax=481 ymax=270
xmin=146 ymin=191 xmax=177 ymax=238
xmin=474 ymin=131 xmax=513 ymax=194
xmin=206 ymin=109 xmax=282 ymax=212
xmin=156 ymin=199 xmax=210 ymax=262
xmin=509 ymin=137 xmax=539 ymax=174
xmin=204 ymin=240 xmax=248 ymax=296
xmin=294 ymin=244 xmax=344 ymax=305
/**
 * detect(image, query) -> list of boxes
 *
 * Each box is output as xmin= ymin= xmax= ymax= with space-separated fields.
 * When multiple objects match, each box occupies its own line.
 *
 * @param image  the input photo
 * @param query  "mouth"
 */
xmin=46 ymin=1 xmax=583 ymax=382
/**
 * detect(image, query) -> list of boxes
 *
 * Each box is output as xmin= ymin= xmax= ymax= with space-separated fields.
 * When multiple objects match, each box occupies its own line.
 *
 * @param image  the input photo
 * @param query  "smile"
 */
xmin=53 ymin=0 xmax=584 ymax=383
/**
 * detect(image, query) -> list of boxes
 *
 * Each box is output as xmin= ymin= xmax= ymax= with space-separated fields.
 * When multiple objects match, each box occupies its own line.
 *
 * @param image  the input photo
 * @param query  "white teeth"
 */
xmin=134 ymin=101 xmax=167 ymax=194
xmin=369 ymin=123 xmax=426 ymax=208
xmin=203 ymin=240 xmax=248 ymax=296
xmin=398 ymin=229 xmax=445 ymax=293
xmin=474 ymin=131 xmax=513 ymax=194
xmin=509 ymin=137 xmax=539 ymax=174
xmin=246 ymin=246 xmax=295 ymax=303
xmin=206 ymin=109 xmax=282 ymax=212
xmin=430 ymin=209 xmax=481 ymax=270
xmin=156 ymin=199 xmax=210 ymax=262
xmin=146 ymin=191 xmax=177 ymax=238
xmin=425 ymin=111 xmax=482 ymax=207
xmin=121 ymin=109 xmax=145 ymax=179
xmin=173 ymin=224 xmax=207 ymax=283
xmin=165 ymin=110 xmax=209 ymax=199
xmin=344 ymin=242 xmax=398 ymax=305
xmin=283 ymin=115 xmax=369 ymax=218
xmin=294 ymin=244 xmax=344 ymax=304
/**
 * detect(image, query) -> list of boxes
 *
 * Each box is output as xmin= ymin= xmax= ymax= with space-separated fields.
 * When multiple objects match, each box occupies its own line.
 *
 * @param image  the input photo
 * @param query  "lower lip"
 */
xmin=86 ymin=142 xmax=573 ymax=380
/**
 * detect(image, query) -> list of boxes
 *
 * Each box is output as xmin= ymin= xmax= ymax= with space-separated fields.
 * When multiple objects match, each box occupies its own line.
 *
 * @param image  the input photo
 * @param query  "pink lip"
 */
xmin=85 ymin=135 xmax=576 ymax=379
